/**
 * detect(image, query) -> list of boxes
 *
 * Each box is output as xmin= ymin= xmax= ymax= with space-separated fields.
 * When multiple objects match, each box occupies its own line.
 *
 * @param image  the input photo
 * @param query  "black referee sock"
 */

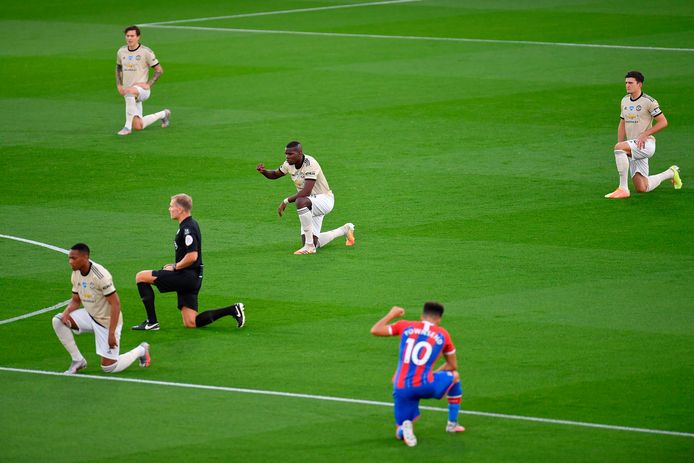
xmin=137 ymin=283 xmax=158 ymax=324
xmin=195 ymin=306 xmax=234 ymax=328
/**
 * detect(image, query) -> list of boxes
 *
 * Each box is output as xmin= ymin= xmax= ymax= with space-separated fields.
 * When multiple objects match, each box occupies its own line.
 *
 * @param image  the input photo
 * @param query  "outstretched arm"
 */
xmin=370 ymin=306 xmax=405 ymax=336
xmin=256 ymin=164 xmax=285 ymax=180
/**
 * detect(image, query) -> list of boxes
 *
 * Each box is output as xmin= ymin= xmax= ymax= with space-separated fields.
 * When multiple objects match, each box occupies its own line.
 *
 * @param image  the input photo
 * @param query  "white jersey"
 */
xmin=116 ymin=44 xmax=159 ymax=88
xmin=71 ymin=262 xmax=121 ymax=328
xmin=279 ymin=154 xmax=333 ymax=196
xmin=620 ymin=93 xmax=662 ymax=141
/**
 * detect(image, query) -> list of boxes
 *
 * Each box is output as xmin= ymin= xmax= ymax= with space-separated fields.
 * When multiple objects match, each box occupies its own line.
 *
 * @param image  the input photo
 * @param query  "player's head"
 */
xmin=124 ymin=25 xmax=141 ymax=47
xmin=421 ymin=301 xmax=445 ymax=322
xmin=624 ymin=71 xmax=644 ymax=95
xmin=285 ymin=140 xmax=303 ymax=164
xmin=625 ymin=71 xmax=644 ymax=83
xmin=169 ymin=193 xmax=193 ymax=220
xmin=68 ymin=243 xmax=90 ymax=271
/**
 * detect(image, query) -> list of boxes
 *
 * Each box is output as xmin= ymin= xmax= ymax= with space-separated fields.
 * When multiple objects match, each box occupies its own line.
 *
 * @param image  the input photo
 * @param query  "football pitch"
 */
xmin=1 ymin=0 xmax=693 ymax=461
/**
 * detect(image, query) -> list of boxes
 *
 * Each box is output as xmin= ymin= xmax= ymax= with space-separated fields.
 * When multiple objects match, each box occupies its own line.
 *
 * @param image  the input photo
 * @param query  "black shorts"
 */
xmin=152 ymin=269 xmax=203 ymax=311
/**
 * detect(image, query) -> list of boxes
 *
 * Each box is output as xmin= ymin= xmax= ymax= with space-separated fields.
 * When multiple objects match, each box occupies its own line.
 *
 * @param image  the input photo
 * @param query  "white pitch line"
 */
xmin=0 ymin=300 xmax=70 ymax=325
xmin=0 ymin=234 xmax=69 ymax=255
xmin=139 ymin=24 xmax=694 ymax=53
xmin=141 ymin=0 xmax=421 ymax=26
xmin=0 ymin=234 xmax=70 ymax=325
xmin=1 ymin=366 xmax=692 ymax=438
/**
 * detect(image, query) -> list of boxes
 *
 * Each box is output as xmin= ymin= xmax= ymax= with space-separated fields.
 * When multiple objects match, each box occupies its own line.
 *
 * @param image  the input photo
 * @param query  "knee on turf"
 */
xmin=101 ymin=362 xmax=118 ymax=373
xmin=132 ymin=117 xmax=143 ymax=131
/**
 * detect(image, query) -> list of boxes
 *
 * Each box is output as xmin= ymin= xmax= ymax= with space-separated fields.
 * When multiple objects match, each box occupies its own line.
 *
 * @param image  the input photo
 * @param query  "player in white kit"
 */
xmin=605 ymin=71 xmax=682 ymax=199
xmin=52 ymin=243 xmax=151 ymax=374
xmin=257 ymin=141 xmax=356 ymax=254
xmin=115 ymin=25 xmax=170 ymax=136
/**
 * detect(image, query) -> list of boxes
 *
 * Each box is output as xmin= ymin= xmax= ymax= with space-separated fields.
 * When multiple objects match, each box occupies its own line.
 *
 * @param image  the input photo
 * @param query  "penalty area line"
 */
xmin=138 ymin=24 xmax=694 ymax=53
xmin=1 ymin=367 xmax=692 ymax=438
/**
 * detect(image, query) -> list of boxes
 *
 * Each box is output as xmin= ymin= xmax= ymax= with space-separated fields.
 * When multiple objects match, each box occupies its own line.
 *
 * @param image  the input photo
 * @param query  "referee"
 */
xmin=132 ymin=193 xmax=245 ymax=330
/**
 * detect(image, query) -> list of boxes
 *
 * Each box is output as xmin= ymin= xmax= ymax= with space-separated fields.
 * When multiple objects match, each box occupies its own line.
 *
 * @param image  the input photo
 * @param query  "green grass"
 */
xmin=1 ymin=1 xmax=693 ymax=461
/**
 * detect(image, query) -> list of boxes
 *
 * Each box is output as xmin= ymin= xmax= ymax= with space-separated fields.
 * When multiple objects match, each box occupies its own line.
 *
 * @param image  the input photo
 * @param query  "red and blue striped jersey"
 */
xmin=389 ymin=320 xmax=456 ymax=389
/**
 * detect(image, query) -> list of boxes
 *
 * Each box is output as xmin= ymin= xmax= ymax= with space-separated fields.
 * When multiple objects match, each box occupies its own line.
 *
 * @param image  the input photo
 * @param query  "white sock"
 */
xmin=318 ymin=224 xmax=348 ymax=248
xmin=647 ymin=169 xmax=674 ymax=192
xmin=614 ymin=150 xmax=630 ymax=191
xmin=297 ymin=207 xmax=315 ymax=249
xmin=141 ymin=110 xmax=166 ymax=129
xmin=52 ymin=315 xmax=83 ymax=362
xmin=102 ymin=345 xmax=145 ymax=373
xmin=124 ymin=95 xmax=137 ymax=130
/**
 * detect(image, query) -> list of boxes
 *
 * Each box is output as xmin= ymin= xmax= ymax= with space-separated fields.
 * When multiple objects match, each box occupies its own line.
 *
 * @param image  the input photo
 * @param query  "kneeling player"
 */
xmin=52 ymin=243 xmax=150 ymax=374
xmin=132 ymin=194 xmax=245 ymax=330
xmin=371 ymin=302 xmax=464 ymax=447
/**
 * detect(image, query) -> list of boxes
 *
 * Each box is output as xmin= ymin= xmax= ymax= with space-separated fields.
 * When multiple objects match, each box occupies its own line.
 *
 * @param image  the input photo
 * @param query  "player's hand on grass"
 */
xmin=278 ymin=201 xmax=286 ymax=217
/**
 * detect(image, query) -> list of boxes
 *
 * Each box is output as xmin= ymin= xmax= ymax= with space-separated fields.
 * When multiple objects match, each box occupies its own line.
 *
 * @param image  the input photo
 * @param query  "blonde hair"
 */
xmin=171 ymin=193 xmax=193 ymax=211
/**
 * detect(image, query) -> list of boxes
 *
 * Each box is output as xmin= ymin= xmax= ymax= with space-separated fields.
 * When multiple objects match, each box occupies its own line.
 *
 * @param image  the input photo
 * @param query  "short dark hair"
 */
xmin=70 ymin=243 xmax=90 ymax=255
xmin=286 ymin=141 xmax=301 ymax=150
xmin=422 ymin=301 xmax=444 ymax=318
xmin=625 ymin=71 xmax=644 ymax=83
xmin=124 ymin=25 xmax=141 ymax=36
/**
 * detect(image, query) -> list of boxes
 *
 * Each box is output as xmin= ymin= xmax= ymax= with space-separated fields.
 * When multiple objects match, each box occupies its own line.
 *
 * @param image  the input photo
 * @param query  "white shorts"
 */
xmin=298 ymin=193 xmax=334 ymax=236
xmin=627 ymin=138 xmax=656 ymax=177
xmin=134 ymin=85 xmax=151 ymax=103
xmin=68 ymin=308 xmax=122 ymax=360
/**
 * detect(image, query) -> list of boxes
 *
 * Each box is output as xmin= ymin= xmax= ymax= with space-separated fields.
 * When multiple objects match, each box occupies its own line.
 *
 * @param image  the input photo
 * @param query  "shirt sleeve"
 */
xmin=304 ymin=160 xmax=318 ymax=180
xmin=388 ymin=320 xmax=407 ymax=336
xmin=71 ymin=273 xmax=78 ymax=294
xmin=278 ymin=161 xmax=290 ymax=174
xmin=649 ymin=98 xmax=662 ymax=117
xmin=442 ymin=329 xmax=456 ymax=356
xmin=101 ymin=275 xmax=116 ymax=297
xmin=116 ymin=50 xmax=122 ymax=66
xmin=147 ymin=49 xmax=159 ymax=68
xmin=183 ymin=229 xmax=199 ymax=253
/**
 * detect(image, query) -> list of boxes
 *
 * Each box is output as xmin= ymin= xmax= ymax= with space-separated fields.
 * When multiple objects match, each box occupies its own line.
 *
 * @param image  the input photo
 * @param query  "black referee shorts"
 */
xmin=152 ymin=269 xmax=203 ymax=311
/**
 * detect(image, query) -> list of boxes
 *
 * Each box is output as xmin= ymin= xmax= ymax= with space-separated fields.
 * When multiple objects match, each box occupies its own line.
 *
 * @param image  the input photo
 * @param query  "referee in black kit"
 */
xmin=132 ymin=193 xmax=245 ymax=330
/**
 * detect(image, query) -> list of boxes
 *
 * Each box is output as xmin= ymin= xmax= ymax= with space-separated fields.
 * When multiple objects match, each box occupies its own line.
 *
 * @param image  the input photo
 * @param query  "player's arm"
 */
xmin=436 ymin=352 xmax=458 ymax=372
xmin=60 ymin=293 xmax=82 ymax=327
xmin=170 ymin=251 xmax=198 ymax=270
xmin=278 ymin=179 xmax=315 ymax=216
xmin=105 ymin=292 xmax=121 ymax=348
xmin=256 ymin=164 xmax=286 ymax=179
xmin=636 ymin=113 xmax=667 ymax=149
xmin=115 ymin=64 xmax=126 ymax=96
xmin=642 ymin=113 xmax=668 ymax=138
xmin=370 ymin=306 xmax=405 ymax=336
xmin=146 ymin=64 xmax=163 ymax=88
xmin=617 ymin=118 xmax=626 ymax=143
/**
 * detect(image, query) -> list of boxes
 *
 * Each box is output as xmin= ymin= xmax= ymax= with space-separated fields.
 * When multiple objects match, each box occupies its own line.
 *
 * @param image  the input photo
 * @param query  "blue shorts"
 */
xmin=393 ymin=371 xmax=457 ymax=425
